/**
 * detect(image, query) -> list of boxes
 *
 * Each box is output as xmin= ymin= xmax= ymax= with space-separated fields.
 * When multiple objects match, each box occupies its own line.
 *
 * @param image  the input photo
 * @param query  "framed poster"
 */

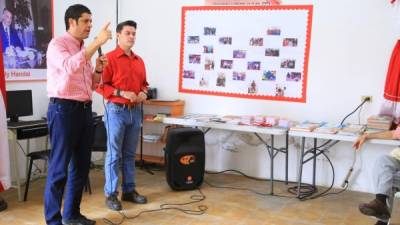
xmin=179 ymin=5 xmax=313 ymax=102
xmin=1 ymin=0 xmax=53 ymax=81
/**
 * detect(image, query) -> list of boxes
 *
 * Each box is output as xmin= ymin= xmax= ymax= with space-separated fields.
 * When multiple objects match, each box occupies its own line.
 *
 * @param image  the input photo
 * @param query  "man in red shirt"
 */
xmin=97 ymin=20 xmax=148 ymax=211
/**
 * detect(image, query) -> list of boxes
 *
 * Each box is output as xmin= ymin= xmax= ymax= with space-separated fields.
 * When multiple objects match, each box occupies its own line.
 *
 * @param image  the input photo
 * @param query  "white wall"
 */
xmin=119 ymin=0 xmax=400 ymax=193
xmin=7 ymin=0 xmax=399 ymax=193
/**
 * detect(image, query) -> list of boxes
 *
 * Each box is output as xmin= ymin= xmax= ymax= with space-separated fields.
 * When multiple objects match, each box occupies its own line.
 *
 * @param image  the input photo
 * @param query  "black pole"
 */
xmin=116 ymin=0 xmax=119 ymax=46
xmin=139 ymin=103 xmax=153 ymax=175
xmin=140 ymin=102 xmax=144 ymax=163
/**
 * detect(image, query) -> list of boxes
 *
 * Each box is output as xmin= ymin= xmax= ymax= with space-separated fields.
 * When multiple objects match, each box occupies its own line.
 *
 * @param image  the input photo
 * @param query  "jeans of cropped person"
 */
xmin=104 ymin=102 xmax=141 ymax=196
xmin=372 ymin=154 xmax=400 ymax=222
xmin=373 ymin=155 xmax=400 ymax=197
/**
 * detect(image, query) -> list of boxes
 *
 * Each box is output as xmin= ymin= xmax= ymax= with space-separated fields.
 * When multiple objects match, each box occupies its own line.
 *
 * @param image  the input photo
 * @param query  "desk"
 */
xmin=289 ymin=130 xmax=400 ymax=198
xmin=163 ymin=117 xmax=288 ymax=194
xmin=8 ymin=120 xmax=47 ymax=201
xmin=8 ymin=115 xmax=103 ymax=201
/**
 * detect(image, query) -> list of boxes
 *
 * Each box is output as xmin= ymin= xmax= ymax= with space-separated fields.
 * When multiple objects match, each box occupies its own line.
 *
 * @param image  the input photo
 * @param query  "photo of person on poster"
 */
xmin=0 ymin=0 xmax=52 ymax=69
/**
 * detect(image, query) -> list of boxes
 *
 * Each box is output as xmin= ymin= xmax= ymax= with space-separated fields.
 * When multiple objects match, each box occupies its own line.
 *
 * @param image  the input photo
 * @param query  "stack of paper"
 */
xmin=290 ymin=121 xmax=322 ymax=132
xmin=239 ymin=116 xmax=254 ymax=125
xmin=367 ymin=115 xmax=393 ymax=130
xmin=265 ymin=116 xmax=279 ymax=126
xmin=253 ymin=115 xmax=266 ymax=125
xmin=181 ymin=114 xmax=218 ymax=122
xmin=143 ymin=133 xmax=162 ymax=143
xmin=143 ymin=114 xmax=156 ymax=121
xmin=314 ymin=123 xmax=342 ymax=134
xmin=221 ymin=115 xmax=241 ymax=125
xmin=277 ymin=118 xmax=296 ymax=128
xmin=338 ymin=124 xmax=366 ymax=136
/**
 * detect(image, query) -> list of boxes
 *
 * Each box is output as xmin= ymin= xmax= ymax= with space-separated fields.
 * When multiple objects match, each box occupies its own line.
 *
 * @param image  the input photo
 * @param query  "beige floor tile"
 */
xmin=0 ymin=169 xmax=383 ymax=225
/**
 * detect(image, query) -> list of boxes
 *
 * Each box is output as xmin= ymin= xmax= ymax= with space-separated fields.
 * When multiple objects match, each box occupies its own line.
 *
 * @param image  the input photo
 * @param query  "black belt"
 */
xmin=49 ymin=97 xmax=92 ymax=108
xmin=111 ymin=102 xmax=136 ymax=109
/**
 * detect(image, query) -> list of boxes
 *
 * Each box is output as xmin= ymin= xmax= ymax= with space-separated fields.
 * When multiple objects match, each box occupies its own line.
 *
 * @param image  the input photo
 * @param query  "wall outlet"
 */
xmin=361 ymin=96 xmax=372 ymax=102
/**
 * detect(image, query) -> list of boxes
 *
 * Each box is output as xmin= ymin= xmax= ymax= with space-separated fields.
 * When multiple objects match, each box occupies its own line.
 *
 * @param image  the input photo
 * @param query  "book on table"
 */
xmin=337 ymin=124 xmax=366 ymax=136
xmin=367 ymin=115 xmax=393 ymax=130
xmin=290 ymin=121 xmax=323 ymax=132
xmin=313 ymin=123 xmax=342 ymax=134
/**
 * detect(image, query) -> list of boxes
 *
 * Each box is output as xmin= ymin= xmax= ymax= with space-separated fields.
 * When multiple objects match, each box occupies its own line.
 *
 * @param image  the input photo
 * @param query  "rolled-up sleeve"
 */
xmin=393 ymin=126 xmax=400 ymax=139
xmin=98 ymin=56 xmax=115 ymax=99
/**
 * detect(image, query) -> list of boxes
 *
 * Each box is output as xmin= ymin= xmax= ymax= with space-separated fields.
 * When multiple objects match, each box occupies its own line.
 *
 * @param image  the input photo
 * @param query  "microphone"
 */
xmin=341 ymin=167 xmax=353 ymax=188
xmin=97 ymin=46 xmax=103 ymax=56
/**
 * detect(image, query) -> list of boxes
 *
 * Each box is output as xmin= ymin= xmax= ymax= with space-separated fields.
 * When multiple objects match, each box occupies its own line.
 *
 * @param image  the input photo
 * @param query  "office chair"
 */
xmin=85 ymin=117 xmax=107 ymax=194
xmin=23 ymin=126 xmax=50 ymax=201
xmin=91 ymin=117 xmax=107 ymax=152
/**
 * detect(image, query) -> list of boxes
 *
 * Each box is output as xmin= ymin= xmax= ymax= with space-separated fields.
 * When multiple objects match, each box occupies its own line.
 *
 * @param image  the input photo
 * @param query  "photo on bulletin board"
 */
xmin=1 ymin=0 xmax=53 ymax=81
xmin=179 ymin=5 xmax=313 ymax=102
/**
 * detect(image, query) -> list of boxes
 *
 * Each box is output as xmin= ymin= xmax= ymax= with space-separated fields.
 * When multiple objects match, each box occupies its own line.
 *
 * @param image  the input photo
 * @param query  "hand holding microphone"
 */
xmin=97 ymin=46 xmax=103 ymax=56
xmin=95 ymin=47 xmax=108 ymax=74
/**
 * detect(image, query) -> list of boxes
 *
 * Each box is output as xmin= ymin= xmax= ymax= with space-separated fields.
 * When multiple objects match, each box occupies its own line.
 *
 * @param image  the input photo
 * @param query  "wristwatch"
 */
xmin=116 ymin=89 xmax=121 ymax=97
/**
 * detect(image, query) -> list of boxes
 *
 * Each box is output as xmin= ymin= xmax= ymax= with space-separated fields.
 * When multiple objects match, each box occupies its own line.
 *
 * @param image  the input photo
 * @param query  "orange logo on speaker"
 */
xmin=180 ymin=155 xmax=196 ymax=165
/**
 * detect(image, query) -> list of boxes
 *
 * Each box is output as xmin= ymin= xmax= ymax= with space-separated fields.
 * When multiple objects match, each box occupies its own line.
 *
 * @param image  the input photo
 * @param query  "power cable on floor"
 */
xmin=102 ymin=188 xmax=207 ymax=225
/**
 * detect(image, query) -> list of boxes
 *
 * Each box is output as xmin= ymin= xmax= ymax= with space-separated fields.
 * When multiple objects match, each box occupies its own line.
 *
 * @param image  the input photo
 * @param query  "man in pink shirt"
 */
xmin=45 ymin=4 xmax=111 ymax=225
xmin=353 ymin=127 xmax=400 ymax=225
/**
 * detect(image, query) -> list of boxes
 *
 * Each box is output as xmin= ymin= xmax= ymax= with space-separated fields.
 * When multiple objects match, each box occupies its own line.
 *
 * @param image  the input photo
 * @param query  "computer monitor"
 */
xmin=6 ymin=90 xmax=33 ymax=122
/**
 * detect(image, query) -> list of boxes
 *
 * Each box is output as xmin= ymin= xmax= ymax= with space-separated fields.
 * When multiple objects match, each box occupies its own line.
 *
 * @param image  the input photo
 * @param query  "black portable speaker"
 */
xmin=164 ymin=127 xmax=205 ymax=190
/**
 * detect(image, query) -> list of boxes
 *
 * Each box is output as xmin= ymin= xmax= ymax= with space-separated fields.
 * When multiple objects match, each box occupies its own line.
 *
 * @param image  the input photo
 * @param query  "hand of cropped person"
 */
xmin=120 ymin=90 xmax=137 ymax=103
xmin=136 ymin=91 xmax=147 ymax=103
xmin=353 ymin=133 xmax=368 ymax=150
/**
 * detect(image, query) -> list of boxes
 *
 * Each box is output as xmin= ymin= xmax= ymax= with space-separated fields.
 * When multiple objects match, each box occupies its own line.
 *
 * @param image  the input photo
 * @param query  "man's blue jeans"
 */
xmin=104 ymin=102 xmax=141 ymax=196
xmin=44 ymin=100 xmax=93 ymax=225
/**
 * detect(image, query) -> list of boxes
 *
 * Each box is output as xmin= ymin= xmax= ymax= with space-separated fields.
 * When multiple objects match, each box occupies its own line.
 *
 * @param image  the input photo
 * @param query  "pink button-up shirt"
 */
xmin=47 ymin=32 xmax=94 ymax=102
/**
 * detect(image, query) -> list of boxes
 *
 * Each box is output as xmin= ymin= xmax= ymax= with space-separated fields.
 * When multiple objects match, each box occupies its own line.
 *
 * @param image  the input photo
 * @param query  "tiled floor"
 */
xmin=0 ymin=168 xmax=377 ymax=225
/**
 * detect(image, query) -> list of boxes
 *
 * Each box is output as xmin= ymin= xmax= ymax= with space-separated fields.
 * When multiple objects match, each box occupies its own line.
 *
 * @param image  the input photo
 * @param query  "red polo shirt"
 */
xmin=97 ymin=46 xmax=148 ymax=104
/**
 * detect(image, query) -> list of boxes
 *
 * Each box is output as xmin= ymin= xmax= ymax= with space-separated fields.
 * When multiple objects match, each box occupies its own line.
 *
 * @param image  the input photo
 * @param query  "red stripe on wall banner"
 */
xmin=0 ymin=36 xmax=6 ymax=106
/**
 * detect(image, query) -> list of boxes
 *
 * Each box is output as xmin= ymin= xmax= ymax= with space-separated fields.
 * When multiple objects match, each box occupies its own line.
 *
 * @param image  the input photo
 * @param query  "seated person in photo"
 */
xmin=0 ymin=8 xmax=24 ymax=53
xmin=353 ymin=128 xmax=400 ymax=225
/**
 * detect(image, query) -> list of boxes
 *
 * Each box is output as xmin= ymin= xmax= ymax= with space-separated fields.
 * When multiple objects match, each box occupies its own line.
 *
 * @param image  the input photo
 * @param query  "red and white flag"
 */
xmin=0 ymin=39 xmax=10 ymax=192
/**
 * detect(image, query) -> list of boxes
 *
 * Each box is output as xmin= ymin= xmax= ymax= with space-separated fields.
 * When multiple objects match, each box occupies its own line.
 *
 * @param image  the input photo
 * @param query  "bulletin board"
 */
xmin=179 ymin=5 xmax=313 ymax=102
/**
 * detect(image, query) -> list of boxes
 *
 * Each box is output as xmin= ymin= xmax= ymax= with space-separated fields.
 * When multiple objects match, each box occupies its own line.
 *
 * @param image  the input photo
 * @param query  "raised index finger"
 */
xmin=101 ymin=22 xmax=111 ymax=31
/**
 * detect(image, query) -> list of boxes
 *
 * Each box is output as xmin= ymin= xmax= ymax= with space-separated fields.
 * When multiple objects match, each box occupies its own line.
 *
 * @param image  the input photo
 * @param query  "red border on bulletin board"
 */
xmin=178 ymin=5 xmax=313 ymax=102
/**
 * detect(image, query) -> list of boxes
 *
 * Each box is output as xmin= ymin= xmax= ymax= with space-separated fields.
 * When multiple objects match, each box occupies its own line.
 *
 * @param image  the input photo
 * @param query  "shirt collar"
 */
xmin=2 ymin=23 xmax=8 ymax=31
xmin=64 ymin=32 xmax=84 ymax=48
xmin=115 ymin=45 xmax=137 ymax=59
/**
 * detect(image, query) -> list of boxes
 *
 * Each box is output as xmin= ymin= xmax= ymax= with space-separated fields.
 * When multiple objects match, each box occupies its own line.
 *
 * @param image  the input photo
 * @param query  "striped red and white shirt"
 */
xmin=46 ymin=32 xmax=94 ymax=102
